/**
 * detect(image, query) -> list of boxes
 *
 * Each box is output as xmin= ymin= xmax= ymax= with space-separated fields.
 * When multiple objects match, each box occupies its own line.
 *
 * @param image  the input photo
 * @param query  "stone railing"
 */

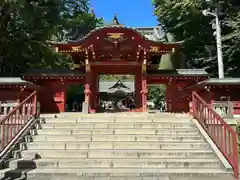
xmin=211 ymin=101 xmax=234 ymax=118
xmin=0 ymin=102 xmax=19 ymax=116
xmin=0 ymin=102 xmax=33 ymax=117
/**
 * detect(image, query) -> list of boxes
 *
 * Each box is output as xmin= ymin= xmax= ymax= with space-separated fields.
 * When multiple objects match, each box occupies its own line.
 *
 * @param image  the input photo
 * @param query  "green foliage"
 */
xmin=0 ymin=0 xmax=102 ymax=76
xmin=66 ymin=84 xmax=84 ymax=101
xmin=153 ymin=0 xmax=240 ymax=77
xmin=159 ymin=33 xmax=185 ymax=69
xmin=148 ymin=86 xmax=165 ymax=106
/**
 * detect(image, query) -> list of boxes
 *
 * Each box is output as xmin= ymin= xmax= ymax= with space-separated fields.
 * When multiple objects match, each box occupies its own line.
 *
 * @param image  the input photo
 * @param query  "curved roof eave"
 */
xmin=50 ymin=25 xmax=159 ymax=46
xmin=49 ymin=25 xmax=184 ymax=47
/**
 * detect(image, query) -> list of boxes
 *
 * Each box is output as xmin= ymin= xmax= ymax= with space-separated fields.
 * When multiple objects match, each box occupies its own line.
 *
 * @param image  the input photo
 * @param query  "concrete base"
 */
xmin=82 ymin=102 xmax=89 ymax=114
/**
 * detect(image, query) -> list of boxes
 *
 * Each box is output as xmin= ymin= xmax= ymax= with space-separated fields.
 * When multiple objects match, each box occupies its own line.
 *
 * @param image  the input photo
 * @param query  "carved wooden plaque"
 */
xmin=72 ymin=45 xmax=84 ymax=52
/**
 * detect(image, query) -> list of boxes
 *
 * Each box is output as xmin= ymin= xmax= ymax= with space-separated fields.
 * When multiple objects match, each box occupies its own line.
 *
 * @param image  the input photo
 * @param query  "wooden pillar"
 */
xmin=135 ymin=72 xmax=141 ymax=109
xmin=165 ymin=78 xmax=175 ymax=112
xmin=140 ymin=49 xmax=148 ymax=112
xmin=84 ymin=72 xmax=92 ymax=109
xmin=84 ymin=50 xmax=92 ymax=112
xmin=91 ymin=72 xmax=99 ymax=111
xmin=96 ymin=74 xmax=100 ymax=108
xmin=52 ymin=81 xmax=66 ymax=113
xmin=141 ymin=73 xmax=148 ymax=112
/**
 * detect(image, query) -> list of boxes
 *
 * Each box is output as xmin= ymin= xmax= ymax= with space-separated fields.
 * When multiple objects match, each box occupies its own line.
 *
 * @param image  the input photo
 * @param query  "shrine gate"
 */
xmin=22 ymin=16 xmax=209 ymax=113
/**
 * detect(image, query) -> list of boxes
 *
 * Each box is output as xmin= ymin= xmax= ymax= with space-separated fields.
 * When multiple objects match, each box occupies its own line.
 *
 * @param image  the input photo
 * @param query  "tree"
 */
xmin=159 ymin=33 xmax=185 ymax=69
xmin=0 ymin=0 xmax=102 ymax=76
xmin=148 ymin=86 xmax=165 ymax=108
xmin=153 ymin=0 xmax=240 ymax=77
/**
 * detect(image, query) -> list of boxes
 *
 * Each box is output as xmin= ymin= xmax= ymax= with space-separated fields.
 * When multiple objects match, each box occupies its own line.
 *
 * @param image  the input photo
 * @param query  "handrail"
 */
xmin=192 ymin=91 xmax=238 ymax=180
xmin=0 ymin=91 xmax=37 ymax=152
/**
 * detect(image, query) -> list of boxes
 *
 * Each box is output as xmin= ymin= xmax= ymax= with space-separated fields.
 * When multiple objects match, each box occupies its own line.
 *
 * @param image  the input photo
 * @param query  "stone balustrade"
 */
xmin=211 ymin=101 xmax=234 ymax=118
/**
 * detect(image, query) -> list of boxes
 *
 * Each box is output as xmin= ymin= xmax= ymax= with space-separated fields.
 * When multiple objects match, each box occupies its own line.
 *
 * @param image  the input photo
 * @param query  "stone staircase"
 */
xmin=0 ymin=113 xmax=234 ymax=180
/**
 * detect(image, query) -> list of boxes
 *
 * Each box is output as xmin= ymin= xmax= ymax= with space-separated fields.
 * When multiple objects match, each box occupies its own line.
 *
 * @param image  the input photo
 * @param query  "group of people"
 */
xmin=65 ymin=101 xmax=82 ymax=112
xmin=100 ymin=96 xmax=136 ymax=112
xmin=65 ymin=98 xmax=167 ymax=112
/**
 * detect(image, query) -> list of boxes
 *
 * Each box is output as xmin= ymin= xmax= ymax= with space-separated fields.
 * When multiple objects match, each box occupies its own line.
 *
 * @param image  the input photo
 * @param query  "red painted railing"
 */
xmin=192 ymin=92 xmax=238 ymax=179
xmin=0 ymin=91 xmax=37 ymax=151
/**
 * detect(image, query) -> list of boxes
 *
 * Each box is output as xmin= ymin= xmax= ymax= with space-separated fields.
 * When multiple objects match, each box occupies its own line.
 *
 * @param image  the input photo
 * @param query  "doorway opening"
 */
xmin=148 ymin=84 xmax=166 ymax=112
xmin=98 ymin=74 xmax=135 ymax=112
xmin=66 ymin=84 xmax=84 ymax=112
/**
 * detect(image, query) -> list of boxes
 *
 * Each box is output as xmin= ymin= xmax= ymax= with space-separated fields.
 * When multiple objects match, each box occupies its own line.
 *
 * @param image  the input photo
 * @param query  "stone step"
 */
xmin=0 ymin=167 xmax=233 ymax=180
xmin=41 ymin=112 xmax=188 ymax=118
xmin=25 ymin=168 xmax=233 ymax=180
xmin=25 ymin=141 xmax=210 ymax=150
xmin=36 ymin=128 xmax=199 ymax=135
xmin=41 ymin=122 xmax=195 ymax=129
xmin=21 ymin=149 xmax=216 ymax=159
xmin=31 ymin=134 xmax=204 ymax=142
xmin=26 ymin=175 xmax=234 ymax=180
xmin=44 ymin=117 xmax=191 ymax=123
xmin=0 ymin=168 xmax=234 ymax=180
xmin=8 ymin=158 xmax=222 ymax=169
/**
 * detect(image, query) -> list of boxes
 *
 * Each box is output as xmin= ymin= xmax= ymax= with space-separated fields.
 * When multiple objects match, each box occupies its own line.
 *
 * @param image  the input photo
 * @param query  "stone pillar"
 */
xmin=141 ymin=73 xmax=148 ymax=112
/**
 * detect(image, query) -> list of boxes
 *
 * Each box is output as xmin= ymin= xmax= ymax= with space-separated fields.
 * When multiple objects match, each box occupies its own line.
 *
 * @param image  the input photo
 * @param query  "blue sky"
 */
xmin=90 ymin=0 xmax=158 ymax=27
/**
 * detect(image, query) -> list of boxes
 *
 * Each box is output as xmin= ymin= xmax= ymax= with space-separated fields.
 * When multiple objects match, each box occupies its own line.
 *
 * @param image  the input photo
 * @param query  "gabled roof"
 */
xmin=50 ymin=15 xmax=183 ymax=45
xmin=109 ymin=80 xmax=131 ymax=90
xmin=22 ymin=68 xmax=85 ymax=77
xmin=0 ymin=77 xmax=39 ymax=89
xmin=99 ymin=80 xmax=134 ymax=93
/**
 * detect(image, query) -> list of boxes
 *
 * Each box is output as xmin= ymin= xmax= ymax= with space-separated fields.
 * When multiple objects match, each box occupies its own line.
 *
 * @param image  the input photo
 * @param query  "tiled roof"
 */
xmin=0 ymin=77 xmax=32 ymax=84
xmin=99 ymin=80 xmax=134 ymax=92
xmin=49 ymin=14 xmax=183 ymax=44
xmin=0 ymin=77 xmax=39 ymax=89
xmin=182 ymin=78 xmax=240 ymax=91
xmin=176 ymin=69 xmax=208 ymax=75
xmin=50 ymin=25 xmax=151 ymax=44
xmin=147 ymin=69 xmax=209 ymax=76
xmin=135 ymin=26 xmax=166 ymax=41
xmin=50 ymin=23 xmax=178 ymax=44
xmin=22 ymin=68 xmax=85 ymax=76
xmin=199 ymin=78 xmax=240 ymax=85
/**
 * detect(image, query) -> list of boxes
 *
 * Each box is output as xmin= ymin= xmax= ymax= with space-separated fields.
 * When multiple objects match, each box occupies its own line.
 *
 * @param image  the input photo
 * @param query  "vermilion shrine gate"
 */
xmin=19 ymin=16 xmax=209 ymax=113
xmin=0 ymin=15 xmax=236 ymax=114
xmin=1 ymin=15 xmax=240 ymax=180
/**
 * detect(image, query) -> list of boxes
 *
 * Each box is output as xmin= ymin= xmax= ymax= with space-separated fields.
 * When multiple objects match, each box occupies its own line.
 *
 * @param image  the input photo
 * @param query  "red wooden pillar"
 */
xmin=52 ymin=82 xmax=66 ymax=113
xmin=61 ymin=88 xmax=66 ymax=112
xmin=135 ymin=72 xmax=141 ymax=109
xmin=91 ymin=72 xmax=98 ymax=111
xmin=96 ymin=74 xmax=100 ymax=109
xmin=141 ymin=73 xmax=148 ymax=112
xmin=165 ymin=78 xmax=175 ymax=112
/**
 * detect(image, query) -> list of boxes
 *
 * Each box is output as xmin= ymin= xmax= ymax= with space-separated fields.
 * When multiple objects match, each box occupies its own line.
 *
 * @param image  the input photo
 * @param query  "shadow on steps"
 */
xmin=0 ymin=160 xmax=37 ymax=180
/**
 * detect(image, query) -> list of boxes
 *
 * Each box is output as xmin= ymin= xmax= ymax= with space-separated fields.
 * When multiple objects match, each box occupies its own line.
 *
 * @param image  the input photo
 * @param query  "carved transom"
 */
xmin=72 ymin=45 xmax=84 ymax=52
xmin=149 ymin=46 xmax=159 ymax=53
xmin=105 ymin=33 xmax=128 ymax=46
